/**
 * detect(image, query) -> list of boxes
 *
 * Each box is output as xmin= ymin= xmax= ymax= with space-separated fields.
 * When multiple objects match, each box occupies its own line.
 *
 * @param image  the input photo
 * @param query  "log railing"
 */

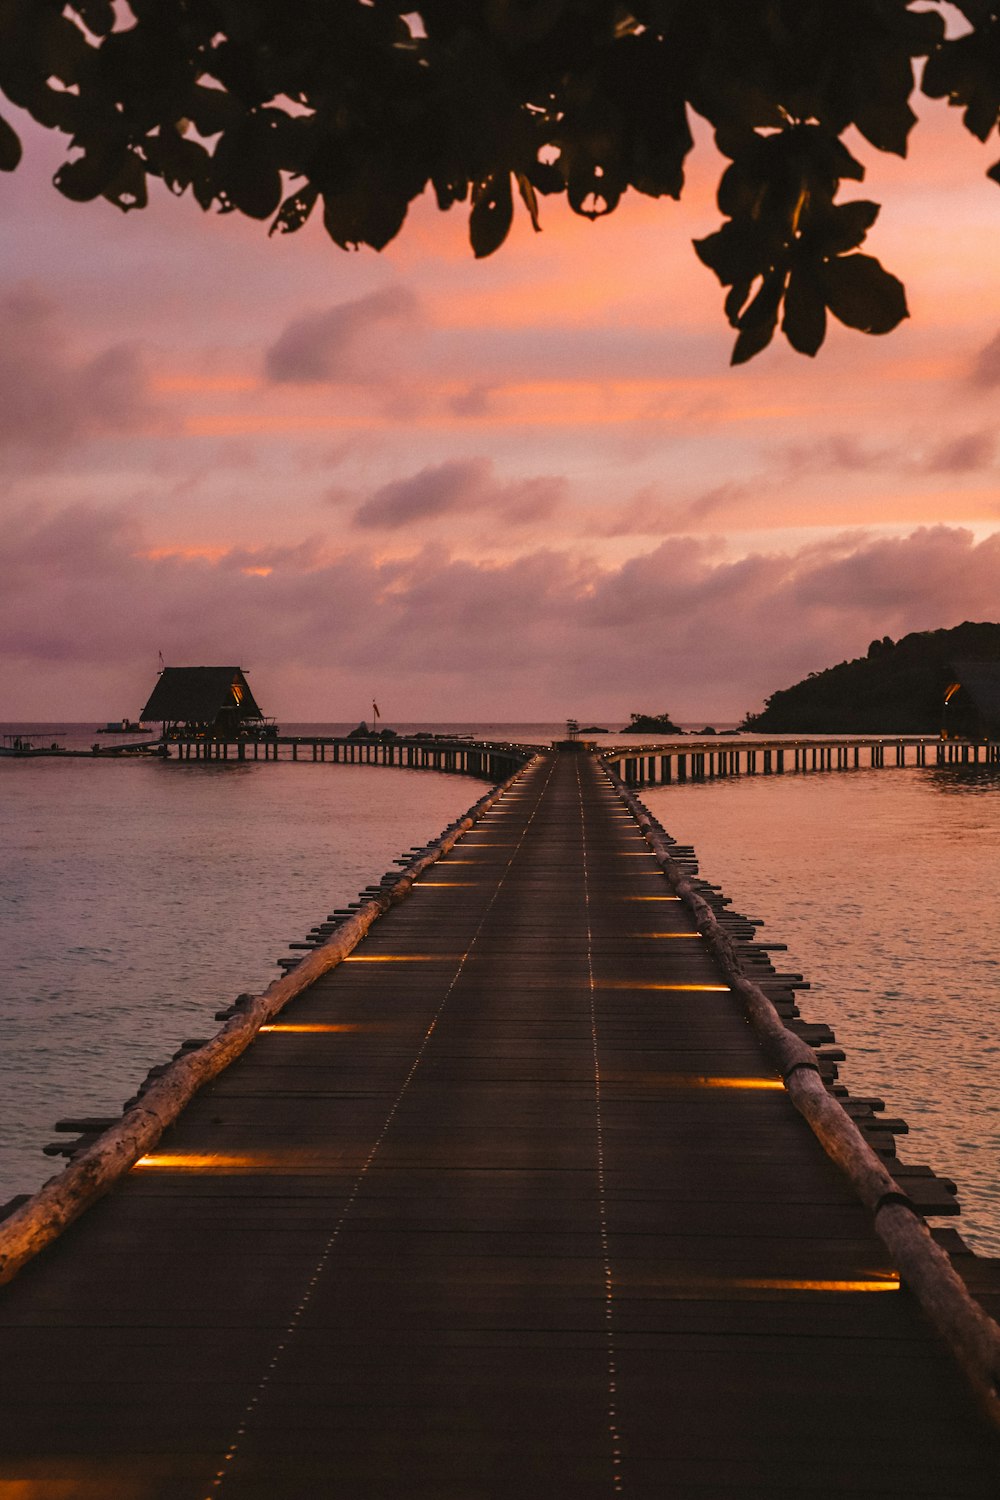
xmin=607 ymin=764 xmax=1000 ymax=1429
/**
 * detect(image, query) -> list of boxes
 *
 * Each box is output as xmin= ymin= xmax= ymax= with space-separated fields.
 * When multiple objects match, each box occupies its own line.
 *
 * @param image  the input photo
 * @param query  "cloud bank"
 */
xmin=3 ymin=505 xmax=999 ymax=721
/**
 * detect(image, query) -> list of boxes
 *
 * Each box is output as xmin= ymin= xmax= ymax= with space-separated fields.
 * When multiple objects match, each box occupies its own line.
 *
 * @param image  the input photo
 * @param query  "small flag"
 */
xmin=372 ymin=700 xmax=381 ymax=720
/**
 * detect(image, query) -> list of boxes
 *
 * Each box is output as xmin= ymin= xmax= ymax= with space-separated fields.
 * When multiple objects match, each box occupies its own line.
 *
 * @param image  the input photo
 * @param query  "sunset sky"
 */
xmin=1 ymin=95 xmax=999 ymax=724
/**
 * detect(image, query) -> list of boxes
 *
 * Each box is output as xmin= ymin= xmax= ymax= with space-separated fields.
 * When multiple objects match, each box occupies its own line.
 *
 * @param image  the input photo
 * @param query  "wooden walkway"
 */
xmin=2 ymin=752 xmax=999 ymax=1497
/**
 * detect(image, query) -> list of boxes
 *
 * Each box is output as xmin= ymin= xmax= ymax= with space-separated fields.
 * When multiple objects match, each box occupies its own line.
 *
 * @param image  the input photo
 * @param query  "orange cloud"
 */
xmin=153 ymin=373 xmax=259 ymax=394
xmin=138 ymin=544 xmax=229 ymax=561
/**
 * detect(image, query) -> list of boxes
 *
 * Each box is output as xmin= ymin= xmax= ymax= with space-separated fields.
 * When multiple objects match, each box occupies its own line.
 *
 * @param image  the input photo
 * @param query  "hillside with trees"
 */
xmin=742 ymin=622 xmax=1000 ymax=733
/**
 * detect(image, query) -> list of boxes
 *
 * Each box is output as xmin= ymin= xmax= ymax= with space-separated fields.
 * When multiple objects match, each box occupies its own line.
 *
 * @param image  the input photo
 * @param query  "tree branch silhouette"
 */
xmin=1 ymin=1 xmax=997 ymax=362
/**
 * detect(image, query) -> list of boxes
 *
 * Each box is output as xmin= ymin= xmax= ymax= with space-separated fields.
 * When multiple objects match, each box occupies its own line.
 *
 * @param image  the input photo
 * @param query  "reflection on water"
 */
xmin=924 ymin=763 xmax=1000 ymax=797
xmin=642 ymin=765 xmax=1000 ymax=1255
xmin=0 ymin=755 xmax=481 ymax=1204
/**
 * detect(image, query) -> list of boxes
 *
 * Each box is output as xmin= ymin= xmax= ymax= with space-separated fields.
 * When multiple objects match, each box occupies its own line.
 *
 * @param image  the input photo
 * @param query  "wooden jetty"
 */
xmin=163 ymin=729 xmax=1000 ymax=787
xmin=1 ymin=750 xmax=999 ymax=1497
xmin=164 ymin=732 xmax=536 ymax=782
xmin=10 ymin=729 xmax=997 ymax=786
xmin=605 ymin=734 xmax=1000 ymax=785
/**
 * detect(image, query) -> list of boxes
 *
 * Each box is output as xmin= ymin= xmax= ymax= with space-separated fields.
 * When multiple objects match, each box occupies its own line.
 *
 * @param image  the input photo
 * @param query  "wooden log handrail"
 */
xmin=0 ymin=757 xmax=542 ymax=1287
xmin=608 ymin=765 xmax=1000 ymax=1429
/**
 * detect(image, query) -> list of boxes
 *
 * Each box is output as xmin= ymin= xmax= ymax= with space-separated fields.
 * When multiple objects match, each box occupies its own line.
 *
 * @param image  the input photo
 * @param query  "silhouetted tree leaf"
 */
xmin=470 ymin=171 xmax=513 ymax=258
xmin=731 ymin=272 xmax=785 ymax=365
xmin=815 ymin=200 xmax=881 ymax=256
xmin=821 ymin=254 xmax=909 ymax=334
xmin=923 ymin=25 xmax=1000 ymax=142
xmin=516 ymin=172 xmax=541 ymax=233
xmin=782 ymin=266 xmax=827 ymax=356
xmin=33 ymin=11 xmax=93 ymax=89
xmin=851 ymin=49 xmax=918 ymax=156
xmin=146 ymin=123 xmax=212 ymax=206
xmin=73 ymin=1 xmax=115 ymax=36
xmin=270 ymin=184 xmax=319 ymax=237
xmin=724 ymin=279 xmax=753 ymax=329
xmin=212 ymin=125 xmax=283 ymax=219
xmin=54 ymin=142 xmax=127 ymax=202
xmin=0 ymin=112 xmax=22 ymax=171
xmin=101 ymin=148 xmax=148 ymax=212
xmin=185 ymin=85 xmax=244 ymax=141
xmin=322 ymin=176 xmax=409 ymax=253
xmin=693 ymin=223 xmax=761 ymax=290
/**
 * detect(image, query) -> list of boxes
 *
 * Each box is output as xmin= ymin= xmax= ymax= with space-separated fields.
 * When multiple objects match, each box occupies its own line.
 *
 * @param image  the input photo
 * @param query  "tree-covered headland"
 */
xmin=743 ymin=622 xmax=1000 ymax=734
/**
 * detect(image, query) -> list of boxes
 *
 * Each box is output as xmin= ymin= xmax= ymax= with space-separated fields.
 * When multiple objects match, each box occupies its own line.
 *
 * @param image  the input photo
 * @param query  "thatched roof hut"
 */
xmin=141 ymin=667 xmax=267 ymax=736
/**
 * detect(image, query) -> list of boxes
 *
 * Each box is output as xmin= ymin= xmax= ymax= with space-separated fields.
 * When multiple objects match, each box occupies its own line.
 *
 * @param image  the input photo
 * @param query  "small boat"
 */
xmin=0 ymin=735 xmax=63 ymax=757
xmin=96 ymin=719 xmax=149 ymax=734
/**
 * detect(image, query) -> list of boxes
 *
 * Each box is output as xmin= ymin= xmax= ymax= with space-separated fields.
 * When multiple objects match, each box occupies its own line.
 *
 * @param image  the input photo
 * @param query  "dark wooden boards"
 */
xmin=1 ymin=751 xmax=998 ymax=1498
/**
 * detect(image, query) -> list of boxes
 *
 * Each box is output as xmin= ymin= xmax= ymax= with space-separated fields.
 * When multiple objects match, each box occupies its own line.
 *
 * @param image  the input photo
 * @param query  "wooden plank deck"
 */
xmin=1 ymin=751 xmax=998 ymax=1498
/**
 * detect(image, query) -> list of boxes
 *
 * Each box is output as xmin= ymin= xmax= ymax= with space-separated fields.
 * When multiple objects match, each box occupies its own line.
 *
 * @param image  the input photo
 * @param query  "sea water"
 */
xmin=2 ymin=726 xmax=998 ymax=1255
xmin=642 ymin=762 xmax=1000 ymax=1255
xmin=0 ymin=734 xmax=487 ymax=1206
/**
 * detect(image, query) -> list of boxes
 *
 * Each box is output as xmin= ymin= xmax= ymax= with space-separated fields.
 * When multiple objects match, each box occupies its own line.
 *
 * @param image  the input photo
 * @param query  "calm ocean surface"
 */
xmin=642 ymin=762 xmax=1000 ymax=1256
xmin=2 ymin=723 xmax=998 ymax=1256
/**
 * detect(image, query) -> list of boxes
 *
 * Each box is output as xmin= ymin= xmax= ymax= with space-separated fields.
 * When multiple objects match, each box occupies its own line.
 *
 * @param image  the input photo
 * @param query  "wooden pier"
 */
xmin=165 ymin=732 xmax=536 ymax=782
xmin=605 ymin=734 xmax=1000 ymax=785
xmin=1 ymin=750 xmax=998 ymax=1497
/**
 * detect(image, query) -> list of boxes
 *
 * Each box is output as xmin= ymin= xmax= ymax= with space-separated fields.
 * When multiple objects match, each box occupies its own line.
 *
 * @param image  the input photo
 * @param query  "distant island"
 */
xmin=743 ymin=622 xmax=1000 ymax=735
xmin=619 ymin=711 xmax=684 ymax=735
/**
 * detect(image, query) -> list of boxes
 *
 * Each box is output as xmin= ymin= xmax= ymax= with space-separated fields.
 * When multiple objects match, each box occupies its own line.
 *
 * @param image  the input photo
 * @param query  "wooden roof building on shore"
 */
xmin=140 ymin=667 xmax=266 ymax=735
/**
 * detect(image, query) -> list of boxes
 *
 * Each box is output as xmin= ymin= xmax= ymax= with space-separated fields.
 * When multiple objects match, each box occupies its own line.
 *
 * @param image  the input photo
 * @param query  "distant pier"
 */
xmin=604 ymin=733 xmax=1000 ymax=785
xmin=164 ymin=732 xmax=537 ymax=782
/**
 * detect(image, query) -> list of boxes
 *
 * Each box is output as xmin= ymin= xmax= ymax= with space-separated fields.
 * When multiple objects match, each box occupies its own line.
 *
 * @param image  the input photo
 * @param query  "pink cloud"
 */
xmin=264 ymin=288 xmax=418 ymax=384
xmin=353 ymin=458 xmax=566 ymax=531
xmin=0 ymin=285 xmax=153 ymax=454
xmin=586 ymin=482 xmax=756 ymax=538
xmin=3 ymin=506 xmax=1000 ymax=721
xmin=970 ymin=331 xmax=1000 ymax=389
xmin=922 ymin=430 xmax=995 ymax=473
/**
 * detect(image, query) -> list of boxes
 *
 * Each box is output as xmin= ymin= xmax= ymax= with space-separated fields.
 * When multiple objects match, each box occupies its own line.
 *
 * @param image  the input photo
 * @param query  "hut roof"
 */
xmin=950 ymin=659 xmax=1000 ymax=730
xmin=141 ymin=667 xmax=263 ymax=723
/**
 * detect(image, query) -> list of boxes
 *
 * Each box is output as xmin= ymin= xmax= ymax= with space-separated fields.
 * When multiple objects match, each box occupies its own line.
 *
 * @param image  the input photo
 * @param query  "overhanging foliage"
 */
xmin=1 ymin=1 xmax=998 ymax=362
